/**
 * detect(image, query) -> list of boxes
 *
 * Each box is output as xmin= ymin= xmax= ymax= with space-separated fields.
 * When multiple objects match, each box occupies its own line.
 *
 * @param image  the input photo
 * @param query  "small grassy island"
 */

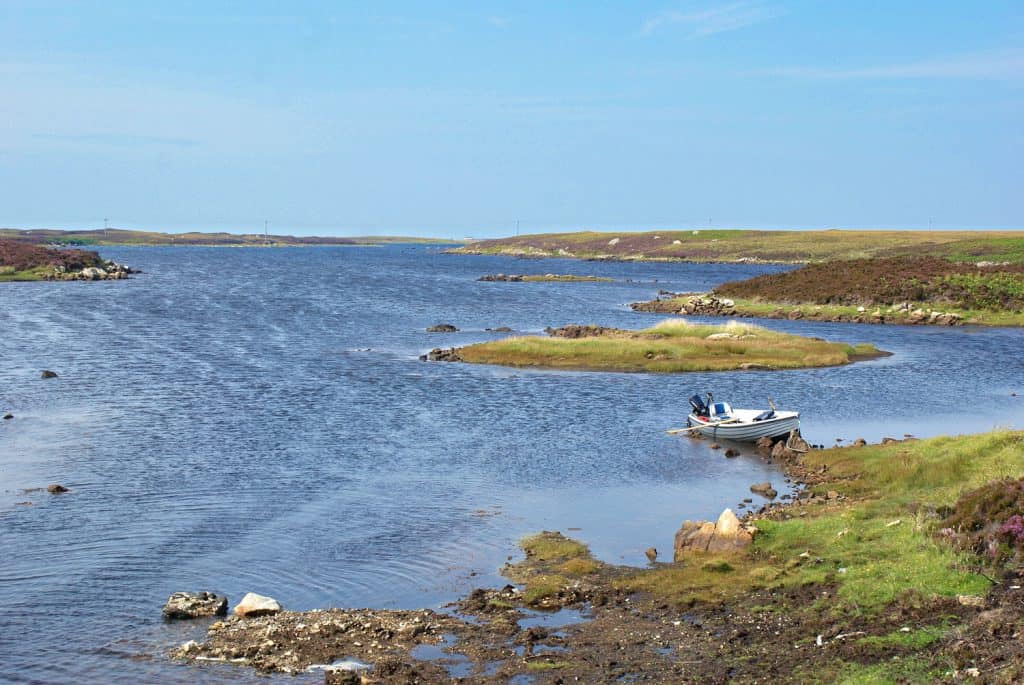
xmin=634 ymin=256 xmax=1024 ymax=327
xmin=423 ymin=319 xmax=886 ymax=372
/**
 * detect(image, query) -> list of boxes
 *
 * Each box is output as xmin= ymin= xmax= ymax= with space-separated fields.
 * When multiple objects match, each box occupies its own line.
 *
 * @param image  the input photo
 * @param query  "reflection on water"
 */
xmin=1 ymin=245 xmax=1021 ymax=683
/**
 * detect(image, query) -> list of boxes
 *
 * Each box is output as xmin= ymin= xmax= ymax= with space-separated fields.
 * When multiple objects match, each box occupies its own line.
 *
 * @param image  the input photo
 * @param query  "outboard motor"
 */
xmin=689 ymin=394 xmax=709 ymax=417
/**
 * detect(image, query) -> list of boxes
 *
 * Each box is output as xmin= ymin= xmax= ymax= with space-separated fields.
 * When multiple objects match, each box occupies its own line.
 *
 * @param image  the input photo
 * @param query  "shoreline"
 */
xmin=172 ymin=429 xmax=1024 ymax=683
xmin=630 ymin=292 xmax=1024 ymax=328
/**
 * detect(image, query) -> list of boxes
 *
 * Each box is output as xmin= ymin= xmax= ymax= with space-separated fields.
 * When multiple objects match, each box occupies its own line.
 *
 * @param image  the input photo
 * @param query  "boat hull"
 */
xmin=687 ymin=412 xmax=800 ymax=442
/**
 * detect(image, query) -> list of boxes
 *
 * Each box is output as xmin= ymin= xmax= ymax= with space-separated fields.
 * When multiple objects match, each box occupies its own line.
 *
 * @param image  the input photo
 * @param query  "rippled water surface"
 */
xmin=1 ymin=245 xmax=1022 ymax=683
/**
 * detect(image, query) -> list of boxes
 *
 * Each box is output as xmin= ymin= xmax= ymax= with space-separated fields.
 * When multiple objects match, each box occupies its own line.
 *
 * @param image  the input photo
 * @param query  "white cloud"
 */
xmin=641 ymin=1 xmax=781 ymax=38
xmin=763 ymin=49 xmax=1024 ymax=81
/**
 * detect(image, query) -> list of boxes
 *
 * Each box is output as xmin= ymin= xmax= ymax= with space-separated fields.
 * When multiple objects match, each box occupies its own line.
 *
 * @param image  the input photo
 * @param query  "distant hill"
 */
xmin=0 ymin=227 xmax=454 ymax=247
xmin=448 ymin=229 xmax=1024 ymax=264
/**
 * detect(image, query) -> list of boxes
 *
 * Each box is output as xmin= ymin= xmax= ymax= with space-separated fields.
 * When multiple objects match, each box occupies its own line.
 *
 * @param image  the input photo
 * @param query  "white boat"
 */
xmin=684 ymin=393 xmax=799 ymax=442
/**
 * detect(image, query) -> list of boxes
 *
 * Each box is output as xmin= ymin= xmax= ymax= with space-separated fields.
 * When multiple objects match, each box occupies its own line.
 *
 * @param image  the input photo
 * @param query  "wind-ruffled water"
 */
xmin=1 ymin=245 xmax=1021 ymax=683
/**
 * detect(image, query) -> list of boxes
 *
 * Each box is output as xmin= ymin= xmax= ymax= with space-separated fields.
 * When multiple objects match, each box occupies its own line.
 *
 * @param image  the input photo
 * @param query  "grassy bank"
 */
xmin=507 ymin=430 xmax=1024 ymax=682
xmin=618 ymin=432 xmax=1024 ymax=609
xmin=454 ymin=319 xmax=884 ymax=372
xmin=450 ymin=229 xmax=1024 ymax=264
xmin=697 ymin=256 xmax=1024 ymax=326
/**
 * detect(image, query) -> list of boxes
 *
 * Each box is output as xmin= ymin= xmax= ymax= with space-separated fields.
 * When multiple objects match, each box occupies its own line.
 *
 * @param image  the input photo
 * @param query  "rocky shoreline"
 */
xmin=43 ymin=258 xmax=139 ymax=281
xmin=632 ymin=292 xmax=966 ymax=326
xmin=167 ymin=431 xmax=1024 ymax=684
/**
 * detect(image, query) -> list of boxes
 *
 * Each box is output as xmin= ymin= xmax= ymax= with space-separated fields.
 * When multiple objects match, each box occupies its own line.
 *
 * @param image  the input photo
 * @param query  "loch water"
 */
xmin=1 ymin=245 xmax=1022 ymax=683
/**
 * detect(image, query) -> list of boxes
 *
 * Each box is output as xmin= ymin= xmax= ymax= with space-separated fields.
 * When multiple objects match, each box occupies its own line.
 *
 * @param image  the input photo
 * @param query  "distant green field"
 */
xmin=451 ymin=229 xmax=1024 ymax=264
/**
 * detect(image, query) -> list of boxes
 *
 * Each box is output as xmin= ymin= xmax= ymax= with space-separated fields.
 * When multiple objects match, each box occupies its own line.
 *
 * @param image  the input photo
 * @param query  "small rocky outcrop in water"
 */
xmin=750 ymin=482 xmax=778 ymax=499
xmin=630 ymin=293 xmax=736 ymax=315
xmin=48 ymin=259 xmax=139 ymax=281
xmin=47 ymin=484 xmax=69 ymax=494
xmin=163 ymin=592 xmax=228 ymax=620
xmin=425 ymin=323 xmax=458 ymax=333
xmin=674 ymin=509 xmax=755 ymax=559
xmin=3 ymin=413 xmax=12 ymax=420
xmin=478 ymin=273 xmax=525 ymax=282
xmin=234 ymin=592 xmax=282 ymax=618
xmin=41 ymin=370 xmax=58 ymax=379
xmin=419 ymin=347 xmax=462 ymax=362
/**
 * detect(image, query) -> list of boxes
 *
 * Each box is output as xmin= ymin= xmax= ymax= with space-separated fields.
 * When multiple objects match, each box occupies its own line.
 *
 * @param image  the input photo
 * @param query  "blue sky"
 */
xmin=1 ymin=1 xmax=1021 ymax=237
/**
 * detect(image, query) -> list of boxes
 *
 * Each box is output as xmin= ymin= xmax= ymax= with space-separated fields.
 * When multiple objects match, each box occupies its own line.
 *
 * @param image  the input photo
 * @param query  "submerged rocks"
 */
xmin=426 ymin=323 xmax=458 ymax=333
xmin=41 ymin=370 xmax=58 ymax=379
xmin=163 ymin=592 xmax=228 ymax=620
xmin=674 ymin=509 xmax=756 ymax=559
xmin=234 ymin=592 xmax=282 ymax=618
xmin=3 ymin=413 xmax=12 ymax=420
xmin=750 ymin=482 xmax=778 ymax=499
xmin=419 ymin=347 xmax=462 ymax=362
xmin=47 ymin=483 xmax=69 ymax=494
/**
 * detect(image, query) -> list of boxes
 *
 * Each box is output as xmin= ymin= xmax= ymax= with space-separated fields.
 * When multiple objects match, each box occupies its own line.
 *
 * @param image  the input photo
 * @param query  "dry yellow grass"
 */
xmin=457 ymin=319 xmax=882 ymax=373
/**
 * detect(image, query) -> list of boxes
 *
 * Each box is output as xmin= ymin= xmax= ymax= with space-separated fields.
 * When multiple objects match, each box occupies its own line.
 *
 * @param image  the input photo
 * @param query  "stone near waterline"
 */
xmin=755 ymin=436 xmax=774 ymax=456
xmin=419 ymin=347 xmax=462 ymax=362
xmin=709 ymin=443 xmax=721 ymax=450
xmin=163 ymin=591 xmax=228 ymax=620
xmin=41 ymin=370 xmax=58 ymax=379
xmin=47 ymin=483 xmax=68 ymax=494
xmin=724 ymin=448 xmax=739 ymax=458
xmin=750 ymin=482 xmax=778 ymax=499
xmin=645 ymin=547 xmax=658 ymax=562
xmin=674 ymin=509 xmax=756 ymax=559
xmin=80 ymin=267 xmax=106 ymax=281
xmin=425 ymin=323 xmax=458 ymax=333
xmin=234 ymin=592 xmax=282 ymax=618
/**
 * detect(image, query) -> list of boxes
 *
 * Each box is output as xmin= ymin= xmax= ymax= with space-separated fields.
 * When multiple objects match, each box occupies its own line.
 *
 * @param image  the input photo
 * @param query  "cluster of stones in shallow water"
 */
xmin=42 ymin=259 xmax=139 ymax=281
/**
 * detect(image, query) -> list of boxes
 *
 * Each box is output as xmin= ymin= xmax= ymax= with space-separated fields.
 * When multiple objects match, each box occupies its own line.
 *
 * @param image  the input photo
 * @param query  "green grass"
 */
xmin=520 ymin=533 xmax=590 ymax=561
xmin=855 ymin=626 xmax=947 ymax=650
xmin=526 ymin=660 xmax=573 ymax=671
xmin=616 ymin=431 xmax=1024 ymax=611
xmin=0 ymin=265 xmax=49 ymax=282
xmin=457 ymin=319 xmax=885 ymax=372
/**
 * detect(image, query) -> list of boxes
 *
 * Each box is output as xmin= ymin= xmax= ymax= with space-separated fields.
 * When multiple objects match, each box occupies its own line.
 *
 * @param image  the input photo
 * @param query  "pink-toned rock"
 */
xmin=674 ymin=509 xmax=756 ymax=560
xmin=234 ymin=592 xmax=282 ymax=618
